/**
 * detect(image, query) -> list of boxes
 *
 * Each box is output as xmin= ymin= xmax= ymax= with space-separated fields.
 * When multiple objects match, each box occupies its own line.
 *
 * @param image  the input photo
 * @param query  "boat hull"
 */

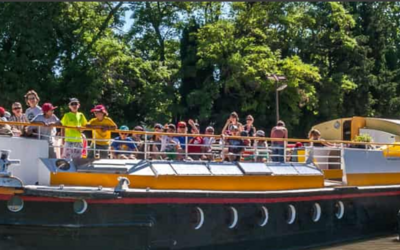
xmin=0 ymin=186 xmax=399 ymax=250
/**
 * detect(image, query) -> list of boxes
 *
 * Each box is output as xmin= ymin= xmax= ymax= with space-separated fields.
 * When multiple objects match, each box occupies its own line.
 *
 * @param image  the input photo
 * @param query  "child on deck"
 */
xmin=60 ymin=98 xmax=88 ymax=159
xmin=111 ymin=125 xmax=137 ymax=159
xmin=86 ymin=105 xmax=117 ymax=159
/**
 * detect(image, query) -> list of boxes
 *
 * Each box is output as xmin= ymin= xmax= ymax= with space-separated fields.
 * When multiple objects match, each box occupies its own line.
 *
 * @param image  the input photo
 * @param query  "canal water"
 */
xmin=315 ymin=235 xmax=399 ymax=250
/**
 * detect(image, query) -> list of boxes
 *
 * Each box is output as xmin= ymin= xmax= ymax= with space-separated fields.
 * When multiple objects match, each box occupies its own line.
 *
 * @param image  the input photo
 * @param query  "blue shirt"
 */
xmin=111 ymin=136 xmax=137 ymax=154
xmin=175 ymin=136 xmax=192 ymax=150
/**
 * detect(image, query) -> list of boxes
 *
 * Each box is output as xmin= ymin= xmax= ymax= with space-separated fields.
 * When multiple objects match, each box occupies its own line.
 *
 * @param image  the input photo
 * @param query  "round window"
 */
xmin=334 ymin=201 xmax=345 ymax=219
xmin=73 ymin=199 xmax=88 ymax=215
xmin=258 ymin=206 xmax=269 ymax=227
xmin=7 ymin=196 xmax=24 ymax=213
xmin=311 ymin=203 xmax=322 ymax=222
xmin=286 ymin=204 xmax=296 ymax=225
xmin=191 ymin=207 xmax=204 ymax=230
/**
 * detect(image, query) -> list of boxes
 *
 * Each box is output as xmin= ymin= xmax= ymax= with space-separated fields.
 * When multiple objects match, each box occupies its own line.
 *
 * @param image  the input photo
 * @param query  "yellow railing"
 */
xmin=1 ymin=121 xmax=399 ymax=164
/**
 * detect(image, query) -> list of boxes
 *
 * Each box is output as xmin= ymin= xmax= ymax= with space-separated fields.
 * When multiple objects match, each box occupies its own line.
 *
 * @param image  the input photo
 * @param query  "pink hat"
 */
xmin=42 ymin=103 xmax=57 ymax=113
xmin=90 ymin=105 xmax=108 ymax=115
xmin=0 ymin=107 xmax=5 ymax=116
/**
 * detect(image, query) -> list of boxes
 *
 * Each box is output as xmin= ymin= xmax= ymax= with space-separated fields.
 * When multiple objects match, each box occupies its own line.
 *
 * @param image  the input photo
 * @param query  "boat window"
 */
xmin=334 ymin=201 xmax=345 ymax=219
xmin=286 ymin=204 xmax=296 ymax=225
xmin=7 ymin=196 xmax=24 ymax=213
xmin=191 ymin=207 xmax=204 ymax=230
xmin=311 ymin=203 xmax=322 ymax=222
xmin=73 ymin=199 xmax=88 ymax=215
xmin=258 ymin=206 xmax=269 ymax=227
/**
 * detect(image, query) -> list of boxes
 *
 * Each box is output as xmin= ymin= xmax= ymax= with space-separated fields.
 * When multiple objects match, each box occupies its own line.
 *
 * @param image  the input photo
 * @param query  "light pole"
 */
xmin=267 ymin=74 xmax=287 ymax=123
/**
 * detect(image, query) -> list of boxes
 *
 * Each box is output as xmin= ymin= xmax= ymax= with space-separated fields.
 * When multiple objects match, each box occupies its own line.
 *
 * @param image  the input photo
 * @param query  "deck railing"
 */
xmin=1 ymin=120 xmax=400 ymax=171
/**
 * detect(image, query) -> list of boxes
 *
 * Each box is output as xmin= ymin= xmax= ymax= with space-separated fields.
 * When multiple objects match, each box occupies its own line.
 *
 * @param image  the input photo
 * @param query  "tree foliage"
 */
xmin=1 ymin=2 xmax=400 ymax=137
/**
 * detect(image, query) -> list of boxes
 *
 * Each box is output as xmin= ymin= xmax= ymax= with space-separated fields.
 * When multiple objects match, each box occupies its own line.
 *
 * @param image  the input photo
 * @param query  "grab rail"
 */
xmin=1 ymin=121 xmax=400 ymax=168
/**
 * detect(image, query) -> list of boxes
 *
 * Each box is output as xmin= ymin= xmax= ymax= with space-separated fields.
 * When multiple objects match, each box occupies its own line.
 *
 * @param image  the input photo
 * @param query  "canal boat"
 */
xmin=0 ymin=121 xmax=399 ymax=250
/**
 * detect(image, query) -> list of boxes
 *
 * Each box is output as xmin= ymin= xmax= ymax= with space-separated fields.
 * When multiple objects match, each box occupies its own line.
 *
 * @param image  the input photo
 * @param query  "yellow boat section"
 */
xmin=50 ymin=172 xmax=324 ymax=191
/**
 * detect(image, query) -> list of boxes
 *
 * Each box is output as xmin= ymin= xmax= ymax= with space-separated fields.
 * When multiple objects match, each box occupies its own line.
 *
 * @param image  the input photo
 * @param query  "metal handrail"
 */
xmin=1 ymin=120 xmax=399 ymax=147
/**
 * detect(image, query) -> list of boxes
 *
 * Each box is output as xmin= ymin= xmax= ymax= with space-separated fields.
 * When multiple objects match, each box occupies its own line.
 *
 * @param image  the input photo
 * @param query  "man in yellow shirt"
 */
xmin=61 ymin=98 xmax=87 ymax=159
xmin=86 ymin=105 xmax=117 ymax=159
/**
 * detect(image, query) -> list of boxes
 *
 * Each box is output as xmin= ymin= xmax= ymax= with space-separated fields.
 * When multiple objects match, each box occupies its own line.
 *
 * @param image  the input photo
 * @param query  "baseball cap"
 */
xmin=205 ymin=126 xmax=214 ymax=132
xmin=0 ymin=107 xmax=5 ymax=116
xmin=119 ymin=125 xmax=129 ymax=131
xmin=69 ymin=98 xmax=79 ymax=104
xmin=42 ymin=103 xmax=57 ymax=113
xmin=177 ymin=121 xmax=186 ymax=127
xmin=154 ymin=123 xmax=163 ymax=129
xmin=256 ymin=130 xmax=265 ymax=137
xmin=168 ymin=124 xmax=176 ymax=130
xmin=134 ymin=125 xmax=144 ymax=131
xmin=90 ymin=105 xmax=108 ymax=115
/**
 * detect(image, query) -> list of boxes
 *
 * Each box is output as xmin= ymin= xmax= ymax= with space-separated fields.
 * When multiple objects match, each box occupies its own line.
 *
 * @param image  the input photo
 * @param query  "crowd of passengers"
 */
xmin=0 ymin=90 xmax=330 ymax=162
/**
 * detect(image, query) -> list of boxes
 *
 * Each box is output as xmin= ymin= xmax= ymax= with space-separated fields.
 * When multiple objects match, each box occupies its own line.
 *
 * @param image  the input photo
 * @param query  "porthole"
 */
xmin=258 ymin=206 xmax=269 ymax=227
xmin=191 ymin=207 xmax=204 ymax=230
xmin=286 ymin=204 xmax=296 ymax=225
xmin=311 ymin=203 xmax=322 ymax=222
xmin=7 ymin=196 xmax=24 ymax=213
xmin=334 ymin=201 xmax=345 ymax=219
xmin=226 ymin=207 xmax=238 ymax=229
xmin=73 ymin=199 xmax=88 ymax=215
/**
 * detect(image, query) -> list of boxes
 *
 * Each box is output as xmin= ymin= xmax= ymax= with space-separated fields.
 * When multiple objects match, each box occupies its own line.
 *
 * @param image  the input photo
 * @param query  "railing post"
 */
xmin=144 ymin=132 xmax=148 ymax=160
xmin=254 ymin=139 xmax=258 ymax=162
xmin=283 ymin=140 xmax=287 ymax=163
xmin=221 ymin=136 xmax=225 ymax=161
xmin=93 ymin=132 xmax=96 ymax=159
xmin=185 ymin=135 xmax=188 ymax=160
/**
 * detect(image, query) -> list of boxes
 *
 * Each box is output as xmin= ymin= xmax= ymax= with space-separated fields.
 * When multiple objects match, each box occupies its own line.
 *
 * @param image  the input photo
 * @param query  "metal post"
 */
xmin=221 ymin=137 xmax=225 ymax=161
xmin=144 ymin=132 xmax=148 ymax=160
xmin=283 ymin=140 xmax=287 ymax=163
xmin=185 ymin=135 xmax=188 ymax=160
xmin=93 ymin=132 xmax=96 ymax=159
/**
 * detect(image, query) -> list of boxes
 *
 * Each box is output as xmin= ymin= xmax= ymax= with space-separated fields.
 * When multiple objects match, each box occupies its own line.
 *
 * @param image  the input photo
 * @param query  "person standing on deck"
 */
xmin=270 ymin=120 xmax=288 ymax=163
xmin=86 ymin=105 xmax=117 ymax=159
xmin=24 ymin=90 xmax=42 ymax=122
xmin=60 ymin=98 xmax=88 ymax=159
xmin=244 ymin=115 xmax=256 ymax=137
xmin=222 ymin=112 xmax=242 ymax=135
xmin=9 ymin=102 xmax=29 ymax=137
xmin=26 ymin=103 xmax=61 ymax=158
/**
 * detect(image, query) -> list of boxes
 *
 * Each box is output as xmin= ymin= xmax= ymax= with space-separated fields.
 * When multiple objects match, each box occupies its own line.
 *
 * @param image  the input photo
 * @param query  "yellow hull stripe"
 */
xmin=323 ymin=169 xmax=343 ymax=179
xmin=347 ymin=173 xmax=400 ymax=186
xmin=50 ymin=173 xmax=324 ymax=191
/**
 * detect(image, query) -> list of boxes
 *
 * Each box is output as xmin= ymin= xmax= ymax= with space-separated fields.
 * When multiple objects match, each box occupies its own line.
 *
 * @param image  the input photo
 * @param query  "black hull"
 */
xmin=0 ymin=186 xmax=399 ymax=250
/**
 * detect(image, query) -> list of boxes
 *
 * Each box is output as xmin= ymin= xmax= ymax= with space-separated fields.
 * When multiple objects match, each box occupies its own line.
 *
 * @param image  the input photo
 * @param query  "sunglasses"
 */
xmin=70 ymin=102 xmax=79 ymax=106
xmin=13 ymin=107 xmax=22 ymax=110
xmin=154 ymin=127 xmax=162 ymax=130
xmin=178 ymin=126 xmax=186 ymax=128
xmin=27 ymin=97 xmax=36 ymax=101
xmin=206 ymin=130 xmax=214 ymax=133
